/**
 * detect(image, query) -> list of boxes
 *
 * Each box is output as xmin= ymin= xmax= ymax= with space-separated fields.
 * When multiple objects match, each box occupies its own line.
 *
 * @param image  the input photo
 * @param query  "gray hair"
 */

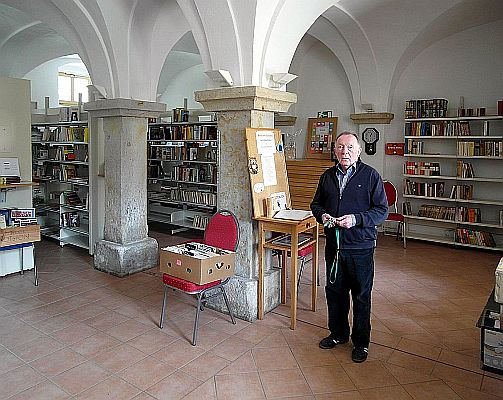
xmin=336 ymin=131 xmax=361 ymax=146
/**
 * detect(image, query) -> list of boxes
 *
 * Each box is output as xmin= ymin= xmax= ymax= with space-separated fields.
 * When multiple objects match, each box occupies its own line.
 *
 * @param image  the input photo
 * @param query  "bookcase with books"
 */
xmin=31 ymin=120 xmax=91 ymax=251
xmin=403 ymin=98 xmax=503 ymax=251
xmin=147 ymin=121 xmax=219 ymax=231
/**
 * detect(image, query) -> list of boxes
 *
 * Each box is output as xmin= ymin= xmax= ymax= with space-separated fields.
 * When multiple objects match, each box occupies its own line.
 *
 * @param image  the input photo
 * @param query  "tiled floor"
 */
xmin=0 ymin=231 xmax=502 ymax=399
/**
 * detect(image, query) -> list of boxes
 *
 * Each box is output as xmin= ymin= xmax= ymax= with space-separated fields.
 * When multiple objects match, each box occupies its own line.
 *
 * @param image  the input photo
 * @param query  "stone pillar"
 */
xmin=195 ymin=86 xmax=297 ymax=321
xmin=84 ymin=98 xmax=165 ymax=276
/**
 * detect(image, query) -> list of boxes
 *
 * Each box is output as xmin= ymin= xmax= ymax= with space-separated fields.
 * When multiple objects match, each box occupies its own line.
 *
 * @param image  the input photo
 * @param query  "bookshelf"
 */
xmin=31 ymin=120 xmax=91 ymax=251
xmin=147 ymin=121 xmax=219 ymax=231
xmin=403 ymin=107 xmax=503 ymax=251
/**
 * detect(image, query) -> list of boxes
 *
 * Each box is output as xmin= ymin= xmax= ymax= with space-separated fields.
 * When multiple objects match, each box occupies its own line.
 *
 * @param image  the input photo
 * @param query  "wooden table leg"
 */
xmin=281 ymin=250 xmax=287 ymax=304
xmin=311 ymin=225 xmax=319 ymax=312
xmin=258 ymin=222 xmax=265 ymax=320
xmin=290 ymin=232 xmax=298 ymax=330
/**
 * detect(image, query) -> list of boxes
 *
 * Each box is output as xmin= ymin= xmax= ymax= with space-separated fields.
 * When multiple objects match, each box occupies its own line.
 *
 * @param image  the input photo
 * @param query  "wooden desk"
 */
xmin=255 ymin=215 xmax=318 ymax=329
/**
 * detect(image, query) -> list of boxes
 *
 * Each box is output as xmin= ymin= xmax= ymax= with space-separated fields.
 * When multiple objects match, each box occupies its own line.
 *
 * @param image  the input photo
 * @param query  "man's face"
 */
xmin=335 ymin=134 xmax=361 ymax=169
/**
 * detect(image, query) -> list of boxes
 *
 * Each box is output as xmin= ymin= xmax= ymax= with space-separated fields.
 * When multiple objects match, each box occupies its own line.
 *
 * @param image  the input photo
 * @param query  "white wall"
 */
xmin=388 ymin=19 xmax=503 ymax=194
xmin=159 ymin=63 xmax=207 ymax=110
xmin=0 ymin=77 xmax=32 ymax=207
xmin=23 ymin=55 xmax=89 ymax=109
xmin=287 ymin=39 xmax=355 ymax=160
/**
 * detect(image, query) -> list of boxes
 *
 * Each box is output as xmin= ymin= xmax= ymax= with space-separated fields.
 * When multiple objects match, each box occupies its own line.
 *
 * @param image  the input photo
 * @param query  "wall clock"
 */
xmin=362 ymin=127 xmax=379 ymax=155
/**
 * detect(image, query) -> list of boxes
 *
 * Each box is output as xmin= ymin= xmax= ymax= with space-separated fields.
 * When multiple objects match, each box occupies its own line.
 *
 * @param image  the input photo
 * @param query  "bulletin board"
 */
xmin=305 ymin=117 xmax=338 ymax=160
xmin=245 ymin=128 xmax=291 ymax=218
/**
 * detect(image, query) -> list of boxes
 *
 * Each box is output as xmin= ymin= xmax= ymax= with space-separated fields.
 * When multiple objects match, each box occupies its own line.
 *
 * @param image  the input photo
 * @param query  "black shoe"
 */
xmin=319 ymin=336 xmax=348 ymax=349
xmin=351 ymin=347 xmax=368 ymax=363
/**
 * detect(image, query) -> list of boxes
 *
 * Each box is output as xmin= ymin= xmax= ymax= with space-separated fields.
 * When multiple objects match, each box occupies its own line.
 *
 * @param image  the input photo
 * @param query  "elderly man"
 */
xmin=310 ymin=131 xmax=388 ymax=362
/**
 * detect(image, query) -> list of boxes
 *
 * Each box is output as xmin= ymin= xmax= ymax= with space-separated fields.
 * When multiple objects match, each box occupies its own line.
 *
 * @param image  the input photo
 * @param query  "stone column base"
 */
xmin=205 ymin=270 xmax=281 ymax=321
xmin=94 ymin=238 xmax=159 ymax=277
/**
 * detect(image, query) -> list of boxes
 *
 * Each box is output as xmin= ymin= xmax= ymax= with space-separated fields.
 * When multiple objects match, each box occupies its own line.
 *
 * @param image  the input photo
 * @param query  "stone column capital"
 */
xmin=195 ymin=86 xmax=297 ymax=113
xmin=84 ymin=98 xmax=166 ymax=118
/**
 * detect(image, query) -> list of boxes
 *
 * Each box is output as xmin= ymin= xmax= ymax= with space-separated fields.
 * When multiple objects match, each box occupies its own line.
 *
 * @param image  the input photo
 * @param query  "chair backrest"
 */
xmin=383 ymin=180 xmax=398 ymax=213
xmin=203 ymin=209 xmax=240 ymax=251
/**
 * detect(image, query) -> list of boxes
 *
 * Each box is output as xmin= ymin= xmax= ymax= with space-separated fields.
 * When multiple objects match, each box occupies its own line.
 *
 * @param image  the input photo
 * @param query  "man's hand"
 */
xmin=322 ymin=213 xmax=337 ymax=228
xmin=335 ymin=214 xmax=356 ymax=229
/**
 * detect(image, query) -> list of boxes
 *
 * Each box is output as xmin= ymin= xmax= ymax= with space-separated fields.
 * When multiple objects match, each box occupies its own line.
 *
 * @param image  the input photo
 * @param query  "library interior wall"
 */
xmin=158 ymin=63 xmax=207 ymax=110
xmin=387 ymin=19 xmax=503 ymax=197
xmin=287 ymin=39 xmax=355 ymax=160
xmin=0 ymin=77 xmax=32 ymax=208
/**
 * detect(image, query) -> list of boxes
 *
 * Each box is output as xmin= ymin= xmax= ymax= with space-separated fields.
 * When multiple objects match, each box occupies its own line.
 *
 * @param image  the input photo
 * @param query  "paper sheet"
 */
xmin=261 ymin=154 xmax=277 ymax=186
xmin=256 ymin=130 xmax=276 ymax=155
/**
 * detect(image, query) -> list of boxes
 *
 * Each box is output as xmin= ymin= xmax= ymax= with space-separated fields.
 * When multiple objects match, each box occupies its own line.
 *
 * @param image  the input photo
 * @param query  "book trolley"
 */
xmin=245 ymin=128 xmax=318 ymax=329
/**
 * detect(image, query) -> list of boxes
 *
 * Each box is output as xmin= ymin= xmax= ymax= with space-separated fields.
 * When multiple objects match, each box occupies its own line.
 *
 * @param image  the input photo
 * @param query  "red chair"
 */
xmin=159 ymin=210 xmax=239 ymax=345
xmin=383 ymin=180 xmax=406 ymax=248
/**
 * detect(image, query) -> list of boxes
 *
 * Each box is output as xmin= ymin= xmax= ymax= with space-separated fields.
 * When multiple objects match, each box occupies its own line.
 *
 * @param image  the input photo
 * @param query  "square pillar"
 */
xmin=195 ymin=86 xmax=297 ymax=320
xmin=84 ymin=98 xmax=165 ymax=276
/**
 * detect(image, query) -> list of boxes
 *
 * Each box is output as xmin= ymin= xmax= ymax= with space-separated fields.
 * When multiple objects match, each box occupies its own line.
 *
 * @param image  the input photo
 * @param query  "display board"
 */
xmin=245 ymin=128 xmax=291 ymax=218
xmin=305 ymin=117 xmax=338 ymax=159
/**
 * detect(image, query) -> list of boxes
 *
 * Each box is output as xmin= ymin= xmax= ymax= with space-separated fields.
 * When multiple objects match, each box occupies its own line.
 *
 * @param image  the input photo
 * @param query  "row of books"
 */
xmin=405 ymin=139 xmax=424 ymax=154
xmin=405 ymin=98 xmax=448 ymax=119
xmin=149 ymin=125 xmax=217 ymax=141
xmin=416 ymin=205 xmax=481 ymax=222
xmin=456 ymin=161 xmax=475 ymax=178
xmin=449 ymin=184 xmax=473 ymax=200
xmin=34 ymin=126 xmax=89 ymax=142
xmin=455 ymin=228 xmax=496 ymax=247
xmin=457 ymin=141 xmax=502 ymax=157
xmin=0 ymin=176 xmax=21 ymax=185
xmin=172 ymin=165 xmax=217 ymax=184
xmin=403 ymin=161 xmax=440 ymax=176
xmin=404 ymin=180 xmax=445 ymax=197
xmin=404 ymin=121 xmax=471 ymax=136
xmin=61 ymin=191 xmax=83 ymax=206
xmin=33 ymin=164 xmax=88 ymax=182
xmin=61 ymin=212 xmax=80 ymax=227
xmin=159 ymin=188 xmax=217 ymax=206
xmin=192 ymin=214 xmax=210 ymax=229
xmin=149 ymin=146 xmax=216 ymax=162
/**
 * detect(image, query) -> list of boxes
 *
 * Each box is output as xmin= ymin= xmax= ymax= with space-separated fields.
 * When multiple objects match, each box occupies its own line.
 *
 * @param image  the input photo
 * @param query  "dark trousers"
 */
xmin=325 ymin=246 xmax=374 ymax=348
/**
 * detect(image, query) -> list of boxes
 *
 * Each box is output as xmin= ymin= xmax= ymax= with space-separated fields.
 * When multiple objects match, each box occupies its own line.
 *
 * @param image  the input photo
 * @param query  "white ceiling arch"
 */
xmin=0 ymin=0 xmax=118 ymax=96
xmin=387 ymin=0 xmax=503 ymax=110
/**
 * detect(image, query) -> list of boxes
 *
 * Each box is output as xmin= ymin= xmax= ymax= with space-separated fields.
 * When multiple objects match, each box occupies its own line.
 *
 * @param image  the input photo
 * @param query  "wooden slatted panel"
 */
xmin=286 ymin=159 xmax=333 ymax=210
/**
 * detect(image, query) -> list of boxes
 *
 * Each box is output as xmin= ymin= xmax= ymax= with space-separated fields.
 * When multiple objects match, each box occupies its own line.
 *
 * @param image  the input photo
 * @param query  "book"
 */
xmin=274 ymin=209 xmax=312 ymax=221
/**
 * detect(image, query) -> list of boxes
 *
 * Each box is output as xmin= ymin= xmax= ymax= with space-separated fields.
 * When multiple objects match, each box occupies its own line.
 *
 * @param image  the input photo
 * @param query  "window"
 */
xmin=58 ymin=72 xmax=90 ymax=105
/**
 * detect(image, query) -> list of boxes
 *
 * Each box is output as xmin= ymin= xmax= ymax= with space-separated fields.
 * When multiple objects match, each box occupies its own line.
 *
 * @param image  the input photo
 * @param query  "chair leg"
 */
xmin=221 ymin=286 xmax=236 ymax=325
xmin=159 ymin=285 xmax=168 ymax=329
xmin=192 ymin=293 xmax=203 ymax=346
xmin=402 ymin=221 xmax=406 ymax=249
xmin=297 ymin=256 xmax=306 ymax=292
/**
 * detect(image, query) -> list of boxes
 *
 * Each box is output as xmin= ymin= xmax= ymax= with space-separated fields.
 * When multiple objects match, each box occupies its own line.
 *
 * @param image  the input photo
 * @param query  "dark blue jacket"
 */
xmin=310 ymin=160 xmax=388 ymax=249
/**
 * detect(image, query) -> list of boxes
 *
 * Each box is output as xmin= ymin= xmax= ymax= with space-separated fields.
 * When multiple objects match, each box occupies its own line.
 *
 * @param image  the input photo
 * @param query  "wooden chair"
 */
xmin=159 ymin=210 xmax=239 ymax=345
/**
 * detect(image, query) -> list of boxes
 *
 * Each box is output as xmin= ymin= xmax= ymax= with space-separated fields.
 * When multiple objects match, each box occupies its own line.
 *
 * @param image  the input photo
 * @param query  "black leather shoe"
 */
xmin=319 ymin=336 xmax=348 ymax=349
xmin=351 ymin=347 xmax=368 ymax=362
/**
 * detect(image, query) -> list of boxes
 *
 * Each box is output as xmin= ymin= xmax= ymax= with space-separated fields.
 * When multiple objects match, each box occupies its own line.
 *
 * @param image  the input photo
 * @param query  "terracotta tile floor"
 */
xmin=0 ymin=231 xmax=502 ymax=399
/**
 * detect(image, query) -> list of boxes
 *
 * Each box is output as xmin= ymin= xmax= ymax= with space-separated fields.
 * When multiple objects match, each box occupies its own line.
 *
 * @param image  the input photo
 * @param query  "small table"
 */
xmin=476 ymin=289 xmax=503 ymax=374
xmin=255 ymin=215 xmax=318 ymax=329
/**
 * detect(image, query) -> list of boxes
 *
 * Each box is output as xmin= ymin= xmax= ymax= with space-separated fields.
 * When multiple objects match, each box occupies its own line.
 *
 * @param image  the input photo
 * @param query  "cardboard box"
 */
xmin=160 ymin=242 xmax=235 ymax=285
xmin=496 ymin=257 xmax=503 ymax=304
xmin=482 ymin=328 xmax=503 ymax=374
xmin=0 ymin=225 xmax=41 ymax=247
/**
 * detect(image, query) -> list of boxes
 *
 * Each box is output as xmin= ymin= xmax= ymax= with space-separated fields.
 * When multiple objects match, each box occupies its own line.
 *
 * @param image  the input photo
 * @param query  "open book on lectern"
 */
xmin=273 ymin=209 xmax=313 ymax=221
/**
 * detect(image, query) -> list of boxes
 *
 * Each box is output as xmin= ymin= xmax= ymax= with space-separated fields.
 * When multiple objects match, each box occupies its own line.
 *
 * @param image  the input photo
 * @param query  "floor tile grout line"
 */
xmin=269 ymin=309 xmax=499 ymax=383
